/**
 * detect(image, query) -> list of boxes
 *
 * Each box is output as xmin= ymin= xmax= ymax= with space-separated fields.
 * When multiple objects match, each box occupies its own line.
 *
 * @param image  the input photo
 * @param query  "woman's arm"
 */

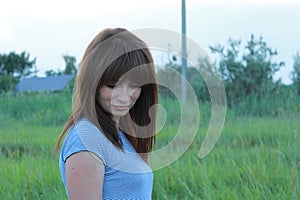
xmin=66 ymin=151 xmax=104 ymax=200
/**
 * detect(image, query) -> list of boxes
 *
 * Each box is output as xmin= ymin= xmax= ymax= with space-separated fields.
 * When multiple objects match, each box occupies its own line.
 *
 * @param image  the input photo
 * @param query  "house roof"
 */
xmin=15 ymin=74 xmax=74 ymax=92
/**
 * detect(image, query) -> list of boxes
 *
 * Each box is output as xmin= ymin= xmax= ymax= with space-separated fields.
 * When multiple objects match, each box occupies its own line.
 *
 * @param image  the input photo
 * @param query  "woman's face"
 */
xmin=99 ymin=80 xmax=141 ymax=124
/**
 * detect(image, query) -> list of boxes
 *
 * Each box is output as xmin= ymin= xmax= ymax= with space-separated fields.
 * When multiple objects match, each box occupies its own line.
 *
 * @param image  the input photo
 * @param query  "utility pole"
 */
xmin=181 ymin=0 xmax=187 ymax=104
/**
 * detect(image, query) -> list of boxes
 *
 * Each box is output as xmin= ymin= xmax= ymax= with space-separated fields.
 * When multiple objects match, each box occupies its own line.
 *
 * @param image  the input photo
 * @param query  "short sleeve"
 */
xmin=61 ymin=118 xmax=112 ymax=165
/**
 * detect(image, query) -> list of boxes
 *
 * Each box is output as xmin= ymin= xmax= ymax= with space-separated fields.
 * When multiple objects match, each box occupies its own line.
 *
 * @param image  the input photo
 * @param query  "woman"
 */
xmin=55 ymin=28 xmax=158 ymax=199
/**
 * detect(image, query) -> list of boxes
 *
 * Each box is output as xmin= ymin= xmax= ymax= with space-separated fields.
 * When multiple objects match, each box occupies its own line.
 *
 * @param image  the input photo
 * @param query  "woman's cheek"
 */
xmin=132 ymin=88 xmax=141 ymax=101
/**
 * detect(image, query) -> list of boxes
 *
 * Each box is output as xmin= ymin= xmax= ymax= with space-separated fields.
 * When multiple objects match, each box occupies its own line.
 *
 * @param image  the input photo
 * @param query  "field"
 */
xmin=0 ymin=92 xmax=299 ymax=199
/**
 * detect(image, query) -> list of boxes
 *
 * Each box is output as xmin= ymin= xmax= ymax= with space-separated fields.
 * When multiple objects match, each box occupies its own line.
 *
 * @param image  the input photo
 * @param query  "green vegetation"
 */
xmin=0 ymin=51 xmax=36 ymax=92
xmin=45 ymin=55 xmax=77 ymax=77
xmin=1 ymin=34 xmax=299 ymax=199
xmin=210 ymin=34 xmax=284 ymax=102
xmin=0 ymin=52 xmax=77 ymax=93
xmin=0 ymin=91 xmax=299 ymax=199
xmin=153 ymin=117 xmax=299 ymax=199
xmin=291 ymin=52 xmax=300 ymax=95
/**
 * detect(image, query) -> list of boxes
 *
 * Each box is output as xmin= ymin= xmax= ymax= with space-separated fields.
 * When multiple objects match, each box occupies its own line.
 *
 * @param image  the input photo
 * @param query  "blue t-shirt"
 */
xmin=59 ymin=118 xmax=153 ymax=199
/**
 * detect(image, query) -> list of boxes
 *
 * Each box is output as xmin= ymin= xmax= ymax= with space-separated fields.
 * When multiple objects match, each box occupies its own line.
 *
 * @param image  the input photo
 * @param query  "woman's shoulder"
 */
xmin=73 ymin=117 xmax=97 ymax=129
xmin=69 ymin=117 xmax=101 ymax=136
xmin=62 ymin=117 xmax=112 ymax=165
xmin=63 ymin=117 xmax=108 ymax=147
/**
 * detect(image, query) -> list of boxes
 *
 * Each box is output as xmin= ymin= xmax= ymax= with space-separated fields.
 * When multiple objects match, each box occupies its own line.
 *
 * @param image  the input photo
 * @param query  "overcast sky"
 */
xmin=1 ymin=0 xmax=299 ymax=84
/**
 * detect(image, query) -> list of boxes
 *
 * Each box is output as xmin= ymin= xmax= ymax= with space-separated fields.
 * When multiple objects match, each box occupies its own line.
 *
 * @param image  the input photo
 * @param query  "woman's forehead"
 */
xmin=115 ymin=76 xmax=143 ymax=85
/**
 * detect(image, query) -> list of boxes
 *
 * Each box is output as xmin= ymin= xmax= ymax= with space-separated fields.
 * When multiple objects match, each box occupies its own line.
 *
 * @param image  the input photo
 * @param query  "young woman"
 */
xmin=55 ymin=28 xmax=158 ymax=199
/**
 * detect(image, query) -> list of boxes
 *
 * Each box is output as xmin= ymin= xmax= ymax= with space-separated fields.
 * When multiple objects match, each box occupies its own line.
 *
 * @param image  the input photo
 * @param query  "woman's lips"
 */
xmin=112 ymin=105 xmax=130 ymax=111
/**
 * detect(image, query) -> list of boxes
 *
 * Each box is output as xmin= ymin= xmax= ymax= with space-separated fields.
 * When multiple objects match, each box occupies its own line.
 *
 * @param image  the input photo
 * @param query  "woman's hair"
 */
xmin=55 ymin=28 xmax=158 ymax=161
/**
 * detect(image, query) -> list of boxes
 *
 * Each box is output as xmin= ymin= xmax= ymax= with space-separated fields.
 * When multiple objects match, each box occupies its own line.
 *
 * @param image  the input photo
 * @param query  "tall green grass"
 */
xmin=153 ymin=117 xmax=300 ymax=199
xmin=0 ymin=91 xmax=299 ymax=199
xmin=0 ymin=92 xmax=72 ymax=127
xmin=0 ymin=124 xmax=66 ymax=199
xmin=228 ymin=87 xmax=300 ymax=117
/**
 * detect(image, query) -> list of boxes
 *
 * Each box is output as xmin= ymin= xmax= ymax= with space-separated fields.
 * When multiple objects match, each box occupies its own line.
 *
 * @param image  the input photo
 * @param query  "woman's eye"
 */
xmin=106 ymin=84 xmax=115 ymax=89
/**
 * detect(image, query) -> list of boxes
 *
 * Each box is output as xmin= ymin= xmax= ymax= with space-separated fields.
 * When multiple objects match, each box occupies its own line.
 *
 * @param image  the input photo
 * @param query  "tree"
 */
xmin=0 ymin=51 xmax=36 ymax=92
xmin=45 ymin=69 xmax=60 ymax=77
xmin=156 ymin=56 xmax=210 ymax=101
xmin=63 ymin=55 xmax=77 ymax=75
xmin=45 ymin=55 xmax=77 ymax=77
xmin=210 ymin=34 xmax=284 ymax=102
xmin=291 ymin=52 xmax=300 ymax=94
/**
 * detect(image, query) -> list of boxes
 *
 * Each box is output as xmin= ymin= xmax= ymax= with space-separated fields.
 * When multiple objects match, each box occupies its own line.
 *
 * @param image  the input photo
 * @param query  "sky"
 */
xmin=1 ymin=0 xmax=300 ymax=84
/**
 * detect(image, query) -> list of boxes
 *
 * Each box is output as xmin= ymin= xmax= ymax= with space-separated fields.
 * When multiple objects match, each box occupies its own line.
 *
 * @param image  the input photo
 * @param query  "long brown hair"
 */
xmin=55 ymin=28 xmax=158 ymax=161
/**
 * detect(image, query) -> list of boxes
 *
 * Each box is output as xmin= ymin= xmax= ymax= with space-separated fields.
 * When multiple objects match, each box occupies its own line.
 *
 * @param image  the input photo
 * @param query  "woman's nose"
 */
xmin=116 ymin=87 xmax=131 ymax=102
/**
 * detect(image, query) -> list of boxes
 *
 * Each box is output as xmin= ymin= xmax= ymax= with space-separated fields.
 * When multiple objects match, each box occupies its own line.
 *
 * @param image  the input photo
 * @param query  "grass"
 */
xmin=0 ymin=92 xmax=299 ymax=199
xmin=152 ymin=117 xmax=300 ymax=199
xmin=0 ymin=124 xmax=66 ymax=199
